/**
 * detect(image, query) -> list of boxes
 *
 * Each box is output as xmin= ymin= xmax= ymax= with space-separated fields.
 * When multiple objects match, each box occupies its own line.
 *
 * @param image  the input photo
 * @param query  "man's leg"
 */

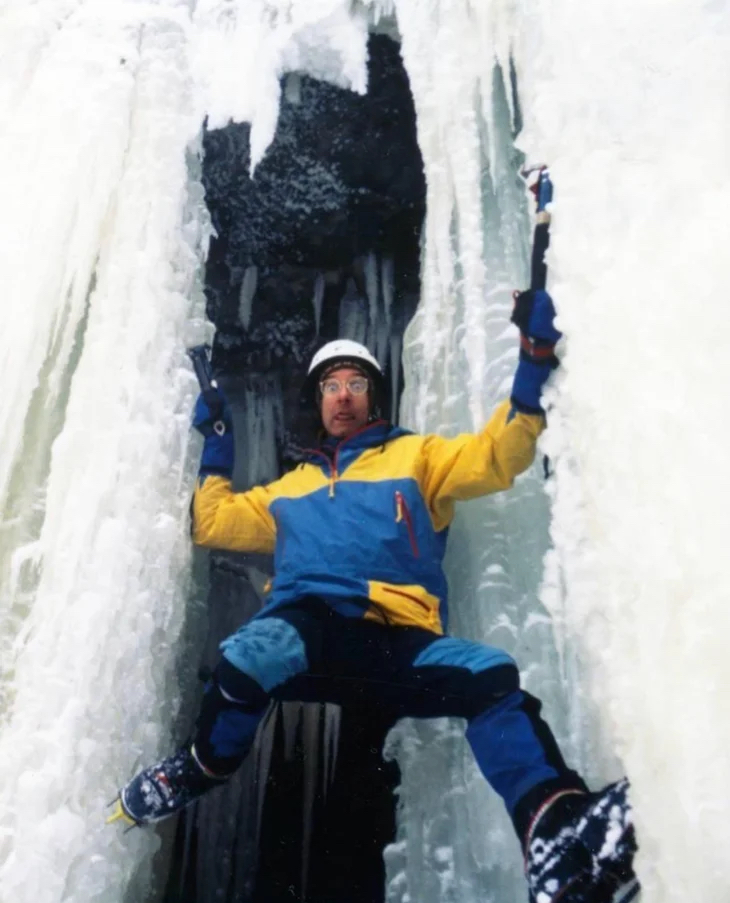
xmin=355 ymin=626 xmax=635 ymax=903
xmin=350 ymin=629 xmax=586 ymax=837
xmin=464 ymin=684 xmax=587 ymax=839
xmin=193 ymin=608 xmax=321 ymax=774
xmin=112 ymin=601 xmax=328 ymax=825
xmin=265 ymin=614 xmax=583 ymax=833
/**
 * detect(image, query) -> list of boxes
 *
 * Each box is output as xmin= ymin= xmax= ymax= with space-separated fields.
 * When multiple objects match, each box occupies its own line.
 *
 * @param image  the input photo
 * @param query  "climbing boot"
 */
xmin=525 ymin=778 xmax=638 ymax=902
xmin=108 ymin=745 xmax=226 ymax=827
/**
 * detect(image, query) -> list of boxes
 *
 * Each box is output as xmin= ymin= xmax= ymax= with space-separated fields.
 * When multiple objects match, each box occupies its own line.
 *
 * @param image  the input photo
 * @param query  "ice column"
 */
xmin=0 ymin=7 xmax=211 ymax=902
xmin=512 ymin=4 xmax=730 ymax=901
xmin=383 ymin=3 xmax=568 ymax=903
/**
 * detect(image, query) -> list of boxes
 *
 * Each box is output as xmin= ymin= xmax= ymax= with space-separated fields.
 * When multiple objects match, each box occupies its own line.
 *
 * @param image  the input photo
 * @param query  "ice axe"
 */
xmin=519 ymin=164 xmax=555 ymax=478
xmin=527 ymin=165 xmax=552 ymax=290
xmin=520 ymin=163 xmax=553 ymax=291
xmin=186 ymin=344 xmax=227 ymax=436
xmin=513 ymin=164 xmax=554 ymax=326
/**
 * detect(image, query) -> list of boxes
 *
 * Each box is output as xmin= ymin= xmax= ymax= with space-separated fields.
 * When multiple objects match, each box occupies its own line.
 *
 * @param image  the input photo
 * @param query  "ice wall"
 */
xmin=513 ymin=6 xmax=730 ymax=902
xmin=389 ymin=3 xmax=730 ymax=903
xmin=0 ymin=4 xmax=396 ymax=902
xmin=2 ymin=2 xmax=730 ymax=903
xmin=0 ymin=5 xmax=210 ymax=901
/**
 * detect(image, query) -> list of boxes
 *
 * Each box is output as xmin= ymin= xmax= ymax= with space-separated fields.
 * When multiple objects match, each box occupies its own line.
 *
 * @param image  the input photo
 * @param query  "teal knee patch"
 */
xmin=413 ymin=637 xmax=515 ymax=673
xmin=220 ymin=617 xmax=308 ymax=691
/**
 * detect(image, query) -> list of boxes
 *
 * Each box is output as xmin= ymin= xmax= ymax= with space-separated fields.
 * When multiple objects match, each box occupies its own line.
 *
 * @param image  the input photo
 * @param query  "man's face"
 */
xmin=319 ymin=367 xmax=371 ymax=440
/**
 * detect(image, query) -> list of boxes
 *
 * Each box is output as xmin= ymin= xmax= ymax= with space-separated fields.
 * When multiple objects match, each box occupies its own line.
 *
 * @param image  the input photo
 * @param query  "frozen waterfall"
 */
xmin=1 ymin=3 xmax=730 ymax=903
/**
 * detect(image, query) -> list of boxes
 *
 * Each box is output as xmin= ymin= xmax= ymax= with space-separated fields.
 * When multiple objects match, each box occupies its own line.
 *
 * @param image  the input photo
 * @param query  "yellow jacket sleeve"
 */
xmin=419 ymin=399 xmax=544 ymax=530
xmin=192 ymin=474 xmax=277 ymax=554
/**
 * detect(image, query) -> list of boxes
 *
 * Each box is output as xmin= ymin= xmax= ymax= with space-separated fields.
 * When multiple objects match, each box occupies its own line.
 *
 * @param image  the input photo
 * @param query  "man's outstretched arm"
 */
xmin=419 ymin=290 xmax=560 ymax=526
xmin=190 ymin=391 xmax=277 ymax=554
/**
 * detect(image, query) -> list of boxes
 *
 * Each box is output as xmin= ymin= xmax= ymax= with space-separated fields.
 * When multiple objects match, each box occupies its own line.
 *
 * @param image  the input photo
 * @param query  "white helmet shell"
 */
xmin=307 ymin=339 xmax=382 ymax=377
xmin=301 ymin=339 xmax=386 ymax=411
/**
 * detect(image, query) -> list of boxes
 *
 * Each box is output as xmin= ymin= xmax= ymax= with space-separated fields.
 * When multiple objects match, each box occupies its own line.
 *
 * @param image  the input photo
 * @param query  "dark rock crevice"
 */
xmin=202 ymin=33 xmax=424 ymax=440
xmin=165 ymin=33 xmax=425 ymax=903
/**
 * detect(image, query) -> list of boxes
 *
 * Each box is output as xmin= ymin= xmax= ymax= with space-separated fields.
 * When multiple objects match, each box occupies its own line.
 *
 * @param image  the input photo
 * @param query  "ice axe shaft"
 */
xmin=187 ymin=344 xmax=216 ymax=393
xmin=187 ymin=344 xmax=225 ymax=429
xmin=526 ymin=165 xmax=552 ymax=291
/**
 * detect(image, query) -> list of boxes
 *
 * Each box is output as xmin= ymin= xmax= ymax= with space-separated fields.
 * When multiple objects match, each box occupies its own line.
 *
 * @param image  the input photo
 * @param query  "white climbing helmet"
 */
xmin=301 ymin=339 xmax=385 ymax=407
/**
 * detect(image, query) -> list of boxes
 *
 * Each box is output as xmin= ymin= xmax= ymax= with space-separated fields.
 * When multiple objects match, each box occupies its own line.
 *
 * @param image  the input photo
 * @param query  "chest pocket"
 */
xmin=395 ymin=490 xmax=420 ymax=557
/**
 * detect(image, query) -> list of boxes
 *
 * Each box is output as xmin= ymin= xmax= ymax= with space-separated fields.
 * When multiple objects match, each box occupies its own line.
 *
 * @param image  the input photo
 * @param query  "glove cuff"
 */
xmin=200 ymin=432 xmax=235 ymax=479
xmin=511 ymin=356 xmax=555 ymax=414
xmin=519 ymin=334 xmax=557 ymax=363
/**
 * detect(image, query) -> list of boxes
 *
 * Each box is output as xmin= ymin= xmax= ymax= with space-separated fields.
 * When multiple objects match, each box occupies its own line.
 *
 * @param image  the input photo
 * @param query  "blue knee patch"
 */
xmin=220 ymin=617 xmax=308 ymax=692
xmin=413 ymin=637 xmax=515 ymax=673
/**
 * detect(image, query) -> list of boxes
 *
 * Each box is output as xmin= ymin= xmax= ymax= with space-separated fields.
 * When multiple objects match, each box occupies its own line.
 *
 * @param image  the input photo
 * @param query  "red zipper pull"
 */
xmin=395 ymin=491 xmax=419 ymax=557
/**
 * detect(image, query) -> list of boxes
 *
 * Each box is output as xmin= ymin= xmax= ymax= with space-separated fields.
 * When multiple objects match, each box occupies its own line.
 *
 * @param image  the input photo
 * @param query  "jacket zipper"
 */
xmin=301 ymin=420 xmax=390 ymax=500
xmin=302 ymin=448 xmax=337 ymax=497
xmin=395 ymin=491 xmax=420 ymax=557
xmin=331 ymin=446 xmax=341 ymax=498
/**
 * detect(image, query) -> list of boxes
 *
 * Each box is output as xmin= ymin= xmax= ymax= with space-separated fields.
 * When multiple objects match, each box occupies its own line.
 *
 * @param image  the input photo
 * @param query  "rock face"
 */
xmin=203 ymin=33 xmax=423 ymax=289
xmin=202 ymin=32 xmax=423 ymax=378
xmin=165 ymin=34 xmax=426 ymax=903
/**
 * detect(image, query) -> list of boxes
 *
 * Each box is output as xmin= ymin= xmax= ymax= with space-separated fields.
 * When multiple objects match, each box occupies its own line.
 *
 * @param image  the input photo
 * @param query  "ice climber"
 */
xmin=110 ymin=290 xmax=637 ymax=903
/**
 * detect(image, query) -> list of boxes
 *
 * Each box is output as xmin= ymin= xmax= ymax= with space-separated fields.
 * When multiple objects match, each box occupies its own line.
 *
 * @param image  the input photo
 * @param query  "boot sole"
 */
xmin=554 ymin=873 xmax=640 ymax=903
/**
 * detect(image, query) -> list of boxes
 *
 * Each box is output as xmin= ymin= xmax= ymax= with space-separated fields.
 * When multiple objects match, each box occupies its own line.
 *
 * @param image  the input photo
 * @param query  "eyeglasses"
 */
xmin=319 ymin=376 xmax=370 ymax=397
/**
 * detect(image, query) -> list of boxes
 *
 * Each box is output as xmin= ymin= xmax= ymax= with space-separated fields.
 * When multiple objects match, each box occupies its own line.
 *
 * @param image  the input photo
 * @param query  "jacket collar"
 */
xmin=308 ymin=420 xmax=411 ymax=461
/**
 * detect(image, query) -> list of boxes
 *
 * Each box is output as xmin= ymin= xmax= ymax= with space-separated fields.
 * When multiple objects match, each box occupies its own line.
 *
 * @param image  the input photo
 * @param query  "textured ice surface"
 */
xmin=0 ymin=5 xmax=211 ymax=901
xmin=388 ymin=6 xmax=554 ymax=900
xmin=2 ymin=2 xmax=730 ymax=903
xmin=385 ymin=2 xmax=730 ymax=902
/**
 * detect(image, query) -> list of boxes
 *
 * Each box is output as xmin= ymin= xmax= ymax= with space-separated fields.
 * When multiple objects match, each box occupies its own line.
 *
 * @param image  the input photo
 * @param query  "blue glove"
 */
xmin=511 ymin=289 xmax=562 ymax=347
xmin=193 ymin=391 xmax=235 ymax=478
xmin=510 ymin=290 xmax=561 ymax=414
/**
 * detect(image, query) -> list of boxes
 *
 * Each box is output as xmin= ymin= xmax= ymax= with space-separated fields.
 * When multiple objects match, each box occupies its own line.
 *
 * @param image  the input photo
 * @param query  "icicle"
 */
xmin=373 ymin=255 xmax=395 ymax=374
xmin=301 ymin=704 xmax=322 ymax=901
xmin=373 ymin=319 xmax=389 ymax=373
xmin=236 ymin=375 xmax=283 ymax=487
xmin=311 ymin=272 xmax=325 ymax=336
xmin=322 ymin=703 xmax=341 ymax=792
xmin=265 ymin=701 xmax=341 ymax=899
xmin=177 ymin=809 xmax=197 ymax=899
xmin=337 ymin=277 xmax=368 ymax=345
xmin=254 ymin=705 xmax=279 ymax=847
xmin=285 ymin=72 xmax=302 ymax=105
xmin=381 ymin=255 xmax=394 ymax=332
xmin=473 ymin=4 xmax=520 ymax=152
xmin=281 ymin=700 xmax=303 ymax=761
xmin=192 ymin=0 xmax=370 ymax=171
xmin=364 ymin=251 xmax=380 ymax=342
xmin=389 ymin=334 xmax=402 ymax=424
xmin=238 ymin=265 xmax=257 ymax=330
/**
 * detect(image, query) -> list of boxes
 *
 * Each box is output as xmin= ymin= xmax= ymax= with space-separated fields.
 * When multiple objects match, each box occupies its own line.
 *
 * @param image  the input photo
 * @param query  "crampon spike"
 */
xmin=106 ymin=797 xmax=136 ymax=829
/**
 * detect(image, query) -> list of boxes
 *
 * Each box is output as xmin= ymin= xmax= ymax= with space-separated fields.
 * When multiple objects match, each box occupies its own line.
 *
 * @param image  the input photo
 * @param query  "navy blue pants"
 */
xmin=192 ymin=597 xmax=585 ymax=841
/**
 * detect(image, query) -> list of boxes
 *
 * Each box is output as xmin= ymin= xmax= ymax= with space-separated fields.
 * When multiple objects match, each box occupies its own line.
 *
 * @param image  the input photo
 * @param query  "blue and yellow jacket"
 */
xmin=192 ymin=400 xmax=543 ymax=634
